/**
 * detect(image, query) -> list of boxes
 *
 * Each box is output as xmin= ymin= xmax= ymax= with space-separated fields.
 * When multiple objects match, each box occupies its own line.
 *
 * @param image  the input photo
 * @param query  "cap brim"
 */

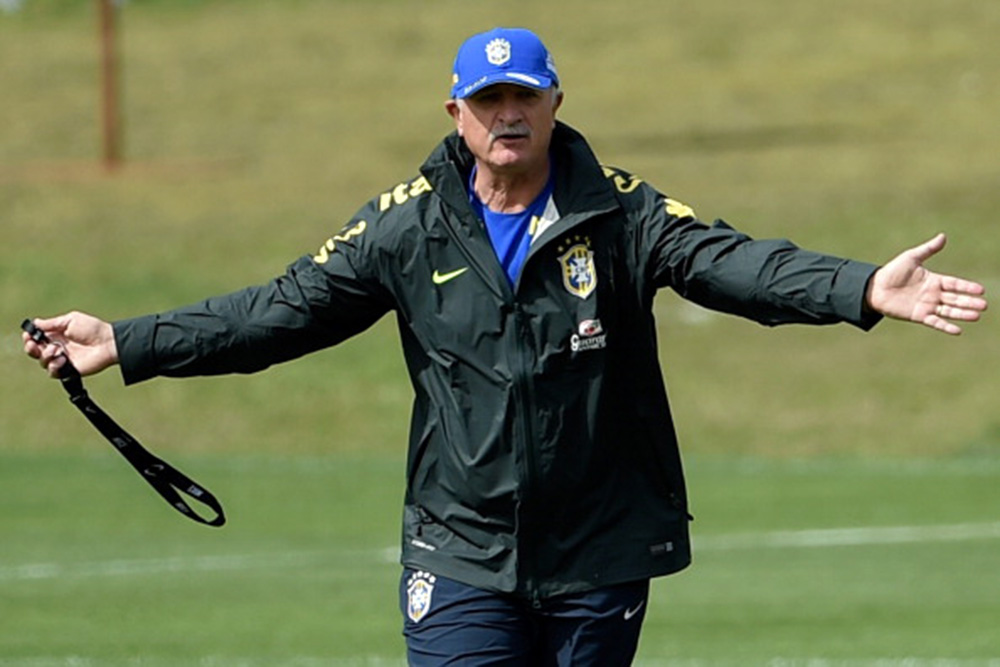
xmin=453 ymin=72 xmax=554 ymax=99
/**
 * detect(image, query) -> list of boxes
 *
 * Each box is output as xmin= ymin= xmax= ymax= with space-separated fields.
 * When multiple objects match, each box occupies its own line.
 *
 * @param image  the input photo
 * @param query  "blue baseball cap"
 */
xmin=450 ymin=28 xmax=559 ymax=99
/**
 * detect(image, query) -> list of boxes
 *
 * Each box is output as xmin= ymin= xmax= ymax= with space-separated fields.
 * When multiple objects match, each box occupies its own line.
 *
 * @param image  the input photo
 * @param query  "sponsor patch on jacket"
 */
xmin=406 ymin=571 xmax=436 ymax=623
xmin=558 ymin=243 xmax=597 ymax=299
xmin=571 ymin=319 xmax=607 ymax=353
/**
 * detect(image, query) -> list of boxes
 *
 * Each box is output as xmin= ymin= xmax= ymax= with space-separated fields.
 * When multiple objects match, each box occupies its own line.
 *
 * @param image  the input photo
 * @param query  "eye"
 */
xmin=471 ymin=90 xmax=501 ymax=104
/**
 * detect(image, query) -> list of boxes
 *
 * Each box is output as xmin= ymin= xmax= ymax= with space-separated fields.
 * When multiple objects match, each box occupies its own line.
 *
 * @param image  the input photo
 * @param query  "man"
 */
xmin=24 ymin=27 xmax=986 ymax=666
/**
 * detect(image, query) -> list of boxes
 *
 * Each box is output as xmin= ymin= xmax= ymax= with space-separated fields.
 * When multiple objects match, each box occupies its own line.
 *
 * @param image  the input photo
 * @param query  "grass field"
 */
xmin=2 ymin=0 xmax=999 ymax=664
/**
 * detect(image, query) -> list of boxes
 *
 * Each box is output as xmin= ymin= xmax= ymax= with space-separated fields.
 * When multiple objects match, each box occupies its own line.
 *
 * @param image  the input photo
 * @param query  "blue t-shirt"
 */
xmin=470 ymin=166 xmax=554 ymax=286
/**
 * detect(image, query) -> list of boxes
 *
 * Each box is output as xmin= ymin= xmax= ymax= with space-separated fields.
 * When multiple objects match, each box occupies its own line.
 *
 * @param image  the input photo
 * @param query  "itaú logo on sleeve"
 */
xmin=570 ymin=319 xmax=607 ymax=353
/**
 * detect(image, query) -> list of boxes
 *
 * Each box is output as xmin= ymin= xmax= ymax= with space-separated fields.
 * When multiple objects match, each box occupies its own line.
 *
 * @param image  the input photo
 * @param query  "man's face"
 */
xmin=446 ymin=84 xmax=562 ymax=177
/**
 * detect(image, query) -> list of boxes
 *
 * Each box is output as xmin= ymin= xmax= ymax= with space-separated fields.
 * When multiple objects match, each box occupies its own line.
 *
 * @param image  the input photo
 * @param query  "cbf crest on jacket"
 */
xmin=114 ymin=123 xmax=880 ymax=603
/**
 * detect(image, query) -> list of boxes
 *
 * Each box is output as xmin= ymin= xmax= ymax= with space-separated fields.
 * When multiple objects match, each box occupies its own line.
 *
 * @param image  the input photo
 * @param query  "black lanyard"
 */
xmin=22 ymin=319 xmax=226 ymax=527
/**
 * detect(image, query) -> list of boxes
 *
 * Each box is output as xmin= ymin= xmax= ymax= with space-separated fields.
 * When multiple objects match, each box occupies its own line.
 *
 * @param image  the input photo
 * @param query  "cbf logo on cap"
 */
xmin=451 ymin=27 xmax=559 ymax=99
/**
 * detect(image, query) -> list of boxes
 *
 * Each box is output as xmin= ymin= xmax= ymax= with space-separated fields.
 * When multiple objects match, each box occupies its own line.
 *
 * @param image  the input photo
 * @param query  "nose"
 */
xmin=495 ymin=91 xmax=525 ymax=123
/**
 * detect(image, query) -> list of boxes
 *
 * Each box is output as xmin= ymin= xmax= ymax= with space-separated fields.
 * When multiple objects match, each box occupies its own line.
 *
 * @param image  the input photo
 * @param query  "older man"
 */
xmin=25 ymin=27 xmax=985 ymax=666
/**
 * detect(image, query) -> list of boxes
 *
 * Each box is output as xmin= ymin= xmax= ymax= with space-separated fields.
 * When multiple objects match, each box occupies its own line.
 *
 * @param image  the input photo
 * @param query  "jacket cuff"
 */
xmin=113 ymin=315 xmax=159 ymax=385
xmin=836 ymin=260 xmax=883 ymax=331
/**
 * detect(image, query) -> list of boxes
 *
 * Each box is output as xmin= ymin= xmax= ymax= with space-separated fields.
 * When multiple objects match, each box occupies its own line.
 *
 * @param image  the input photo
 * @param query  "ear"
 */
xmin=444 ymin=99 xmax=463 ymax=136
xmin=550 ymin=89 xmax=564 ymax=128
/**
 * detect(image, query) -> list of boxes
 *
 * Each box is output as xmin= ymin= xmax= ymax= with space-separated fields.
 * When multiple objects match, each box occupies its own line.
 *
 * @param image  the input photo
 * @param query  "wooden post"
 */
xmin=97 ymin=0 xmax=121 ymax=171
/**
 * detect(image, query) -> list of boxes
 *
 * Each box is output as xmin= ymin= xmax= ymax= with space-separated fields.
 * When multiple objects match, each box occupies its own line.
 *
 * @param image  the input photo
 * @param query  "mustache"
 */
xmin=490 ymin=124 xmax=531 ymax=140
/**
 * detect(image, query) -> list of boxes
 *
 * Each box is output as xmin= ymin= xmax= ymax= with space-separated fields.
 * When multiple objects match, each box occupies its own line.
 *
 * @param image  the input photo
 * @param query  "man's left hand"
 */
xmin=866 ymin=233 xmax=987 ymax=335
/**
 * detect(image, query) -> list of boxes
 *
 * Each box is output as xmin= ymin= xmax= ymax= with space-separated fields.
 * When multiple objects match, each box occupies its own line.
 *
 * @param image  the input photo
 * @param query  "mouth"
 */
xmin=491 ymin=127 xmax=531 ymax=143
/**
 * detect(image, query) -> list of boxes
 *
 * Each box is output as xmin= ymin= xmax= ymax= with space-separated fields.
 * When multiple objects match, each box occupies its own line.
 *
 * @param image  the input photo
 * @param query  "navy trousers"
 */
xmin=400 ymin=569 xmax=650 ymax=666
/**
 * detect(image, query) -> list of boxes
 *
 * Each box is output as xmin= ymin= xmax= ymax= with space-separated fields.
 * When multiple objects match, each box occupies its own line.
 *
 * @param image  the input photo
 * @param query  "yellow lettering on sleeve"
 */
xmin=312 ymin=220 xmax=368 ymax=264
xmin=613 ymin=174 xmax=643 ymax=193
xmin=390 ymin=184 xmax=408 ymax=206
xmin=665 ymin=198 xmax=695 ymax=219
xmin=601 ymin=166 xmax=643 ymax=194
xmin=378 ymin=192 xmax=394 ymax=212
xmin=409 ymin=176 xmax=433 ymax=197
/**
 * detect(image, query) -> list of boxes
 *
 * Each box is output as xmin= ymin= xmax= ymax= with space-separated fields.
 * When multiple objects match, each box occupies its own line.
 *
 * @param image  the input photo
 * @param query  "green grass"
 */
xmin=2 ymin=0 xmax=999 ymax=664
xmin=1 ymin=453 xmax=997 ymax=664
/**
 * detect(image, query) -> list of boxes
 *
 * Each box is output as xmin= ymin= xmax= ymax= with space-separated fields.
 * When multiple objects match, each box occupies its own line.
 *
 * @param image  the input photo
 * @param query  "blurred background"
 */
xmin=1 ymin=1 xmax=998 ymax=665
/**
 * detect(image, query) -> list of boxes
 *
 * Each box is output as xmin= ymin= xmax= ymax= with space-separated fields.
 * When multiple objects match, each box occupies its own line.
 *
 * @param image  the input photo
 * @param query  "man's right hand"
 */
xmin=22 ymin=312 xmax=119 ymax=378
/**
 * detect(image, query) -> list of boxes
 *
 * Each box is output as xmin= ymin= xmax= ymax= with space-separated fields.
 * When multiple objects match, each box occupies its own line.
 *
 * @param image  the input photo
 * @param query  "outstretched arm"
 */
xmin=22 ymin=311 xmax=119 ymax=378
xmin=865 ymin=233 xmax=987 ymax=335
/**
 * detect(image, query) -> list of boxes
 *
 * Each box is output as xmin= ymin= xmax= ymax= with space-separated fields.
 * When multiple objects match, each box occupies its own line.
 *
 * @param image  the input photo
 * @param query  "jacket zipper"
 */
xmin=441 ymin=203 xmax=542 ymax=599
xmin=510 ymin=212 xmax=607 ymax=603
xmin=508 ymin=300 xmax=543 ymax=602
xmin=436 ymin=183 xmax=610 ymax=601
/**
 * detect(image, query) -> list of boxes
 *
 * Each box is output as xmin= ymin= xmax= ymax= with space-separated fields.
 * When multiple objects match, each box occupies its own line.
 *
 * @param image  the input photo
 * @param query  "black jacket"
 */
xmin=115 ymin=123 xmax=880 ymax=601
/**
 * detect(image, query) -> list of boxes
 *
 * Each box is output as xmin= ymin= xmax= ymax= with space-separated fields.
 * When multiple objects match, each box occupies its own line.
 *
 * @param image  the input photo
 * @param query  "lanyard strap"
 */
xmin=22 ymin=319 xmax=226 ymax=527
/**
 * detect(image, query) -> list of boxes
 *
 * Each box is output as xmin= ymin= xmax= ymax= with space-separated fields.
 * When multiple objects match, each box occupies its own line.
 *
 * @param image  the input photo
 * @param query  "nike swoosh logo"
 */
xmin=623 ymin=601 xmax=645 ymax=621
xmin=432 ymin=267 xmax=469 ymax=285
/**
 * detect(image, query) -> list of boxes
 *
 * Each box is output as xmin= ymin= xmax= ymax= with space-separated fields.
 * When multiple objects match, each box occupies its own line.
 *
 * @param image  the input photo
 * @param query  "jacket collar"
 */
xmin=420 ymin=121 xmax=620 ymax=226
xmin=418 ymin=122 xmax=620 ymax=298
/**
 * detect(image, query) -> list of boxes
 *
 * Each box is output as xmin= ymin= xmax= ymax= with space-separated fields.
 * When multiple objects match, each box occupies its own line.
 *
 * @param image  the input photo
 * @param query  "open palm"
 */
xmin=866 ymin=233 xmax=987 ymax=335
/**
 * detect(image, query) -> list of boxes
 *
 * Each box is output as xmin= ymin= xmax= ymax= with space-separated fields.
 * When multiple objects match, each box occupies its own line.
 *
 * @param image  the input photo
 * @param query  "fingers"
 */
xmin=21 ymin=323 xmax=49 ymax=360
xmin=22 ymin=311 xmax=118 ymax=377
xmin=939 ymin=291 xmax=988 ymax=313
xmin=22 ymin=313 xmax=80 ymax=378
xmin=923 ymin=313 xmax=964 ymax=336
xmin=22 ymin=324 xmax=69 ymax=377
xmin=908 ymin=236 xmax=989 ymax=336
xmin=907 ymin=232 xmax=947 ymax=264
xmin=22 ymin=315 xmax=72 ymax=350
xmin=31 ymin=314 xmax=73 ymax=339
xmin=940 ymin=274 xmax=987 ymax=297
xmin=926 ymin=286 xmax=987 ymax=335
xmin=934 ymin=303 xmax=983 ymax=322
xmin=40 ymin=346 xmax=69 ymax=378
xmin=936 ymin=274 xmax=988 ymax=326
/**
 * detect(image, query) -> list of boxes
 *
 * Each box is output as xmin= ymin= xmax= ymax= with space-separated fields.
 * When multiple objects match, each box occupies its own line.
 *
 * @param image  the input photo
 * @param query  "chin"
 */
xmin=488 ymin=149 xmax=536 ymax=170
